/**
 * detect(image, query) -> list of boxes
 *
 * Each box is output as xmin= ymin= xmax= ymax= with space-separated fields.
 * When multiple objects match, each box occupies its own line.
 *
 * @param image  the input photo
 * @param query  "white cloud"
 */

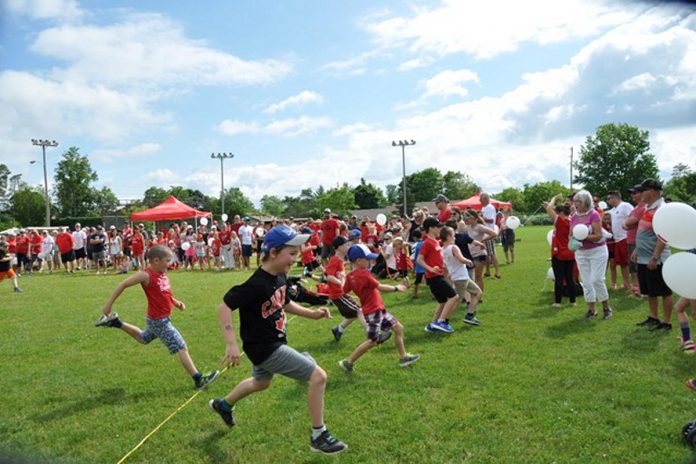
xmin=91 ymin=143 xmax=162 ymax=162
xmin=321 ymin=50 xmax=381 ymax=76
xmin=332 ymin=122 xmax=373 ymax=137
xmin=365 ymin=0 xmax=640 ymax=59
xmin=421 ymin=69 xmax=479 ymax=99
xmin=263 ymin=91 xmax=324 ymax=114
xmin=5 ymin=0 xmax=84 ymax=22
xmin=217 ymin=120 xmax=261 ymax=136
xmin=398 ymin=57 xmax=434 ymax=71
xmin=217 ymin=116 xmax=331 ymax=138
xmin=140 ymin=168 xmax=179 ymax=187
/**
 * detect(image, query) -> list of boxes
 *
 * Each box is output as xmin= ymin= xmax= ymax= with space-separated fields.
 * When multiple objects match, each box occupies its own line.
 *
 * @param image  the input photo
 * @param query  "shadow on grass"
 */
xmin=192 ymin=429 xmax=236 ymax=463
xmin=619 ymin=328 xmax=664 ymax=356
xmin=544 ymin=316 xmax=599 ymax=339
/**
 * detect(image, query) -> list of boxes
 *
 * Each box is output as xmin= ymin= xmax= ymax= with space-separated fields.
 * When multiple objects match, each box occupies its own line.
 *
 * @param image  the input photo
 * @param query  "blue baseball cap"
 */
xmin=261 ymin=226 xmax=310 ymax=254
xmin=349 ymin=229 xmax=361 ymax=240
xmin=347 ymin=244 xmax=379 ymax=262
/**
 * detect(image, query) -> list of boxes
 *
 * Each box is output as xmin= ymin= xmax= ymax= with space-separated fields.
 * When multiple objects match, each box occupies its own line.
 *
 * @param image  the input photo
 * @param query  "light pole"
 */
xmin=31 ymin=138 xmax=58 ymax=226
xmin=391 ymin=139 xmax=416 ymax=217
xmin=210 ymin=152 xmax=234 ymax=216
xmin=569 ymin=146 xmax=574 ymax=190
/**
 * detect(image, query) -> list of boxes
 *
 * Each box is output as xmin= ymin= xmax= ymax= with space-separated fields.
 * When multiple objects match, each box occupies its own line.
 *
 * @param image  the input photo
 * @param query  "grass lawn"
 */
xmin=1 ymin=226 xmax=694 ymax=463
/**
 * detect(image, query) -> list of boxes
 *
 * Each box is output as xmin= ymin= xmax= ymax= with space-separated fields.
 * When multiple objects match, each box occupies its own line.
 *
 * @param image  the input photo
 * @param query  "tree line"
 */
xmin=1 ymin=123 xmax=694 ymax=229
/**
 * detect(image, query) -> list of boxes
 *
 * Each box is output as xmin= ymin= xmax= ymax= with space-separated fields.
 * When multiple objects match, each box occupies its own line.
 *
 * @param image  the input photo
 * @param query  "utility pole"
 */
xmin=569 ymin=146 xmax=574 ymax=191
xmin=391 ymin=140 xmax=416 ymax=216
xmin=31 ymin=139 xmax=59 ymax=226
xmin=211 ymin=153 xmax=234 ymax=216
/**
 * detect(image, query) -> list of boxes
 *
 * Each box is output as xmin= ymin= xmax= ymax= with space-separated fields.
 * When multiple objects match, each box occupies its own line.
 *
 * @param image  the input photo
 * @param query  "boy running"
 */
xmin=339 ymin=244 xmax=420 ymax=372
xmin=95 ymin=245 xmax=219 ymax=389
xmin=209 ymin=226 xmax=348 ymax=456
xmin=325 ymin=236 xmax=364 ymax=341
xmin=0 ymin=241 xmax=21 ymax=293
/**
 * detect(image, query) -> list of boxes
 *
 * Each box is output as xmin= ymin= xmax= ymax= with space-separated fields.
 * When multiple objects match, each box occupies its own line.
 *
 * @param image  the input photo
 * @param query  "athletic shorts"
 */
xmin=628 ymin=244 xmax=637 ymax=273
xmin=0 ymin=269 xmax=16 ymax=281
xmin=637 ymin=264 xmax=672 ymax=298
xmin=331 ymin=294 xmax=360 ymax=319
xmin=364 ymin=309 xmax=398 ymax=343
xmin=320 ymin=244 xmax=334 ymax=260
xmin=123 ymin=247 xmax=132 ymax=257
xmin=415 ymin=272 xmax=425 ymax=285
xmin=614 ymin=240 xmax=629 ymax=266
xmin=255 ymin=241 xmax=263 ymax=253
xmin=473 ymin=255 xmax=487 ymax=263
xmin=139 ymin=317 xmax=187 ymax=354
xmin=61 ymin=250 xmax=75 ymax=263
xmin=467 ymin=267 xmax=475 ymax=281
xmin=241 ymin=244 xmax=253 ymax=257
xmin=74 ymin=247 xmax=86 ymax=259
xmin=485 ymin=240 xmax=496 ymax=257
xmin=251 ymin=344 xmax=316 ymax=382
xmin=453 ymin=278 xmax=482 ymax=298
xmin=426 ymin=275 xmax=457 ymax=303
xmin=304 ymin=260 xmax=321 ymax=272
xmin=92 ymin=251 xmax=106 ymax=263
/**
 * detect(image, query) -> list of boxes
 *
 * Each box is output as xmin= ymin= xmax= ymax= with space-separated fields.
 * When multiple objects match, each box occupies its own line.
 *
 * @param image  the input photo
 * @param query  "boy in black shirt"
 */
xmin=0 ymin=242 xmax=21 ymax=293
xmin=209 ymin=225 xmax=348 ymax=456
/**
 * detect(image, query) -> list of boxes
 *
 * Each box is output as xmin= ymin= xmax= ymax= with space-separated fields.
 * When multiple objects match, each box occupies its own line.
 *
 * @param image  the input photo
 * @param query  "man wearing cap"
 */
xmin=633 ymin=179 xmax=673 ymax=331
xmin=319 ymin=209 xmax=340 ymax=266
xmin=623 ymin=184 xmax=647 ymax=295
xmin=90 ymin=225 xmax=108 ymax=274
xmin=211 ymin=225 xmax=347 ymax=455
xmin=55 ymin=227 xmax=75 ymax=273
xmin=238 ymin=217 xmax=253 ymax=271
xmin=434 ymin=194 xmax=452 ymax=223
xmin=416 ymin=217 xmax=459 ymax=333
xmin=607 ymin=191 xmax=634 ymax=290
xmin=72 ymin=223 xmax=87 ymax=270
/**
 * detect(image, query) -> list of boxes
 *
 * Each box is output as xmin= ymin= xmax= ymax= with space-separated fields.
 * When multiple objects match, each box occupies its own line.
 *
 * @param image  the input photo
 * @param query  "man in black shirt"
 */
xmin=89 ymin=225 xmax=108 ymax=274
xmin=209 ymin=225 xmax=348 ymax=456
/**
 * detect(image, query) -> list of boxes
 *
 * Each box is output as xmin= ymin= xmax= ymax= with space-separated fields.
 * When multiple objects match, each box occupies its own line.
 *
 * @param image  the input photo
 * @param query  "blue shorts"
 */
xmin=242 ymin=244 xmax=253 ymax=257
xmin=139 ymin=317 xmax=187 ymax=354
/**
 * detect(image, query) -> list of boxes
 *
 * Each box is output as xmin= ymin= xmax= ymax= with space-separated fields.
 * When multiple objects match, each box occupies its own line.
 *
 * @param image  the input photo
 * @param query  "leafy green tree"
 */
xmin=261 ymin=195 xmax=285 ymax=217
xmin=664 ymin=163 xmax=696 ymax=207
xmin=352 ymin=178 xmax=387 ymax=209
xmin=54 ymin=147 xmax=98 ymax=217
xmin=93 ymin=187 xmax=119 ymax=215
xmin=221 ymin=187 xmax=254 ymax=217
xmin=522 ymin=181 xmax=572 ymax=213
xmin=10 ymin=184 xmax=45 ymax=226
xmin=385 ymin=184 xmax=400 ymax=205
xmin=316 ymin=184 xmax=357 ymax=217
xmin=574 ymin=123 xmax=658 ymax=196
xmin=142 ymin=187 xmax=169 ymax=207
xmin=443 ymin=171 xmax=479 ymax=201
xmin=495 ymin=187 xmax=526 ymax=212
xmin=406 ymin=167 xmax=444 ymax=202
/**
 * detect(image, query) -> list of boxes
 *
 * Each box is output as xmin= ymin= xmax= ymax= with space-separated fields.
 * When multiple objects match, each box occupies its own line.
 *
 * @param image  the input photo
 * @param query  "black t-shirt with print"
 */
xmin=0 ymin=249 xmax=10 ymax=272
xmin=223 ymin=267 xmax=291 ymax=365
xmin=455 ymin=232 xmax=475 ymax=266
xmin=90 ymin=232 xmax=107 ymax=253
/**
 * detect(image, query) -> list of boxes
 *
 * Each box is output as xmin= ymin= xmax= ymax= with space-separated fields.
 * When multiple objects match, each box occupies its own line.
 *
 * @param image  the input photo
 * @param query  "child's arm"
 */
xmin=284 ymin=300 xmax=332 ymax=320
xmin=101 ymin=271 xmax=150 ymax=316
xmin=377 ymin=283 xmax=407 ymax=292
xmin=218 ymin=303 xmax=241 ymax=367
xmin=452 ymin=245 xmax=474 ymax=267
xmin=172 ymin=297 xmax=186 ymax=311
xmin=416 ymin=254 xmax=440 ymax=275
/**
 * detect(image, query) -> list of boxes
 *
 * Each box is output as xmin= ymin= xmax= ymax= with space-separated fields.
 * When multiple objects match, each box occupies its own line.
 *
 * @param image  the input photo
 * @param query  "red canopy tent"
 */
xmin=451 ymin=192 xmax=512 ymax=211
xmin=130 ymin=196 xmax=212 ymax=222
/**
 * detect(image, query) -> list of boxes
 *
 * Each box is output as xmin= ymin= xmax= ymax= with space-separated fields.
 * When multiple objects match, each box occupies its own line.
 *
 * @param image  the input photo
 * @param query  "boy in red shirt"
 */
xmin=416 ymin=217 xmax=459 ymax=334
xmin=300 ymin=227 xmax=322 ymax=277
xmin=55 ymin=227 xmax=76 ymax=273
xmin=339 ymin=244 xmax=420 ymax=372
xmin=95 ymin=245 xmax=219 ymax=389
xmin=325 ymin=236 xmax=364 ymax=341
xmin=319 ymin=209 xmax=340 ymax=265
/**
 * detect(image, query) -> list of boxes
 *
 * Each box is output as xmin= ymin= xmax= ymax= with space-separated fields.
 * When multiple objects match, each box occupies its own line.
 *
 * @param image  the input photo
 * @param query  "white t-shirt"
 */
xmin=443 ymin=244 xmax=469 ymax=281
xmin=72 ymin=230 xmax=87 ymax=249
xmin=238 ymin=225 xmax=253 ymax=245
xmin=482 ymin=204 xmax=497 ymax=225
xmin=611 ymin=201 xmax=633 ymax=242
xmin=384 ymin=243 xmax=396 ymax=269
xmin=41 ymin=235 xmax=54 ymax=254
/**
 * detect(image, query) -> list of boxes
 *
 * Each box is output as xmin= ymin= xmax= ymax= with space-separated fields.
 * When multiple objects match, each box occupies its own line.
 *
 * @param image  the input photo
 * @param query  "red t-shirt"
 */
xmin=301 ymin=236 xmax=318 ymax=265
xmin=343 ymin=267 xmax=383 ymax=315
xmin=325 ymin=255 xmax=346 ymax=299
xmin=30 ymin=233 xmax=42 ymax=254
xmin=552 ymin=216 xmax=574 ymax=261
xmin=360 ymin=223 xmax=369 ymax=241
xmin=15 ymin=236 xmax=29 ymax=254
xmin=211 ymin=237 xmax=222 ymax=256
xmin=420 ymin=235 xmax=444 ymax=279
xmin=320 ymin=219 xmax=339 ymax=245
xmin=229 ymin=222 xmax=243 ymax=234
xmin=220 ymin=230 xmax=231 ymax=246
xmin=131 ymin=233 xmax=144 ymax=254
xmin=8 ymin=238 xmax=16 ymax=254
xmin=438 ymin=208 xmax=452 ymax=223
xmin=142 ymin=268 xmax=174 ymax=320
xmin=626 ymin=203 xmax=646 ymax=245
xmin=55 ymin=233 xmax=74 ymax=254
xmin=395 ymin=249 xmax=409 ymax=271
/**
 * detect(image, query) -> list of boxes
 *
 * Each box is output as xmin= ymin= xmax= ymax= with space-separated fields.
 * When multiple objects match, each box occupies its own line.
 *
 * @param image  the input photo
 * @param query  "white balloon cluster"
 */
xmin=654 ymin=202 xmax=696 ymax=298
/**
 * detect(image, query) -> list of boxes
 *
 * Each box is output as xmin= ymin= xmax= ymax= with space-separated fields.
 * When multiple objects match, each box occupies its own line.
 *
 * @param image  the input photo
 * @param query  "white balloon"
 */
xmin=181 ymin=242 xmax=191 ymax=251
xmin=598 ymin=201 xmax=608 ymax=210
xmin=506 ymin=216 xmax=521 ymax=229
xmin=547 ymin=229 xmax=554 ymax=246
xmin=221 ymin=213 xmax=229 ymax=222
xmin=601 ymin=228 xmax=613 ymax=240
xmin=547 ymin=267 xmax=555 ymax=281
xmin=200 ymin=217 xmax=208 ymax=226
xmin=208 ymin=237 xmax=215 ymax=247
xmin=376 ymin=213 xmax=387 ymax=226
xmin=255 ymin=227 xmax=265 ymax=237
xmin=653 ymin=202 xmax=696 ymax=250
xmin=572 ymin=224 xmax=589 ymax=240
xmin=662 ymin=252 xmax=696 ymax=298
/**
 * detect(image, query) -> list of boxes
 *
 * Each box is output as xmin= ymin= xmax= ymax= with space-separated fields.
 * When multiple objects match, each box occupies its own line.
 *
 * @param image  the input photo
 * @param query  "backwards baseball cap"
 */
xmin=348 ymin=229 xmax=361 ymax=240
xmin=422 ymin=217 xmax=443 ymax=230
xmin=347 ymin=244 xmax=379 ymax=262
xmin=433 ymin=194 xmax=449 ymax=203
xmin=261 ymin=225 xmax=310 ymax=254
xmin=640 ymin=178 xmax=663 ymax=191
xmin=323 ymin=208 xmax=331 ymax=214
xmin=628 ymin=184 xmax=644 ymax=194
xmin=332 ymin=236 xmax=349 ymax=248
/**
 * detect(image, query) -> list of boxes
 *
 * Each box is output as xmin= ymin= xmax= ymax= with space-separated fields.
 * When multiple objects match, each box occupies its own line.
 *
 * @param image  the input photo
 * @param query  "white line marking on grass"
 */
xmin=115 ymin=315 xmax=298 ymax=464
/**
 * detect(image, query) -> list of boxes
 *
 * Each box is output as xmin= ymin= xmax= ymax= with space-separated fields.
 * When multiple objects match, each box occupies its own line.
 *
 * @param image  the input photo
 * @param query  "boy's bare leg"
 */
xmin=347 ymin=340 xmax=375 ymax=364
xmin=224 ymin=377 xmax=272 ymax=405
xmin=307 ymin=367 xmax=328 ymax=428
xmin=393 ymin=323 xmax=407 ymax=358
xmin=177 ymin=348 xmax=198 ymax=376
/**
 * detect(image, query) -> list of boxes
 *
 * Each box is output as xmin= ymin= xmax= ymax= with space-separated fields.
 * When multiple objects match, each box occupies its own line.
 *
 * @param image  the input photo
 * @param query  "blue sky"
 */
xmin=1 ymin=0 xmax=695 ymax=205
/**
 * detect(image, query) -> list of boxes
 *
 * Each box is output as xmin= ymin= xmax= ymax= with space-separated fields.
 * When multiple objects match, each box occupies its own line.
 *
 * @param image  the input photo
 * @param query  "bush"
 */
xmin=522 ymin=213 xmax=553 ymax=226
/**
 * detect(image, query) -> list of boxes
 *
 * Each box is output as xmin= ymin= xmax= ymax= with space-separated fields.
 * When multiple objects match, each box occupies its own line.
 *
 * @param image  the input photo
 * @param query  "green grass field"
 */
xmin=1 ymin=226 xmax=694 ymax=463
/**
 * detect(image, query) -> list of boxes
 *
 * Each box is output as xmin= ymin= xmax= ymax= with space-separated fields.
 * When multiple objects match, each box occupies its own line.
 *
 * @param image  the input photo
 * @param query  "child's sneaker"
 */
xmin=209 ymin=399 xmax=235 ymax=427
xmin=331 ymin=326 xmax=342 ymax=341
xmin=375 ymin=330 xmax=392 ymax=344
xmin=310 ymin=429 xmax=348 ymax=455
xmin=603 ymin=307 xmax=613 ymax=320
xmin=338 ymin=359 xmax=353 ymax=373
xmin=681 ymin=339 xmax=696 ymax=352
xmin=584 ymin=310 xmax=597 ymax=319
xmin=463 ymin=314 xmax=482 ymax=326
xmin=14 ymin=287 xmax=22 ymax=293
xmin=399 ymin=353 xmax=421 ymax=367
xmin=196 ymin=370 xmax=220 ymax=390
xmin=424 ymin=323 xmax=436 ymax=332
xmin=95 ymin=312 xmax=121 ymax=327
xmin=686 ymin=379 xmax=696 ymax=393
xmin=431 ymin=320 xmax=454 ymax=333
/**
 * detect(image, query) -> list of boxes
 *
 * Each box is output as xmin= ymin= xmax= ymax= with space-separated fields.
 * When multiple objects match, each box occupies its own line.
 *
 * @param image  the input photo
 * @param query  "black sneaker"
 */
xmin=399 ymin=353 xmax=421 ymax=367
xmin=209 ymin=399 xmax=235 ymax=427
xmin=95 ymin=312 xmax=121 ymax=327
xmin=603 ymin=307 xmax=613 ymax=320
xmin=649 ymin=322 xmax=672 ymax=332
xmin=584 ymin=310 xmax=597 ymax=319
xmin=331 ymin=326 xmax=342 ymax=341
xmin=310 ymin=429 xmax=348 ymax=455
xmin=196 ymin=370 xmax=220 ymax=390
xmin=375 ymin=330 xmax=392 ymax=345
xmin=636 ymin=317 xmax=660 ymax=327
xmin=338 ymin=359 xmax=353 ymax=373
